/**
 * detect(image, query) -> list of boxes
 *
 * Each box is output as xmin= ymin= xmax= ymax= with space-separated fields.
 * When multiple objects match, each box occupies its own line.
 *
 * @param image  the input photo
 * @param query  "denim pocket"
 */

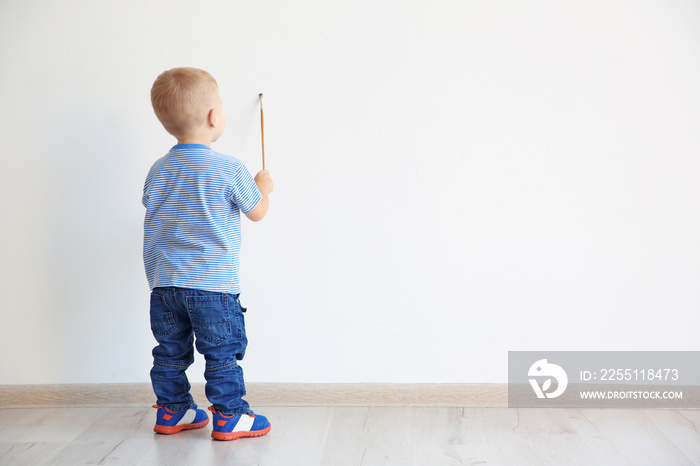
xmin=187 ymin=294 xmax=232 ymax=346
xmin=235 ymin=298 xmax=247 ymax=345
xmin=150 ymin=293 xmax=177 ymax=338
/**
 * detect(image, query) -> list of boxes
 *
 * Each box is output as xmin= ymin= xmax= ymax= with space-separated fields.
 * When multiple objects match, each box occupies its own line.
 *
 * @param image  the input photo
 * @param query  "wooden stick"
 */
xmin=259 ymin=93 xmax=265 ymax=170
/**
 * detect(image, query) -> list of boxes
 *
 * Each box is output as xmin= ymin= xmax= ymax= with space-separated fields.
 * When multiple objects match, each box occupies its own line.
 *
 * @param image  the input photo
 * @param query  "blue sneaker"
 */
xmin=153 ymin=404 xmax=210 ymax=434
xmin=208 ymin=407 xmax=271 ymax=441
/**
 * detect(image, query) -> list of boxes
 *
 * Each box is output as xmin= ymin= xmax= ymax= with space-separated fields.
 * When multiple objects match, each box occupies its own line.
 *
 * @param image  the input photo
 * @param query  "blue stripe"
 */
xmin=143 ymin=146 xmax=262 ymax=294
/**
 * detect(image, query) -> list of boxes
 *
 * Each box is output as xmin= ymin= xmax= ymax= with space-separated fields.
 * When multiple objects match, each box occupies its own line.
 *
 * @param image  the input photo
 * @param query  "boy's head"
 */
xmin=151 ymin=67 xmax=222 ymax=140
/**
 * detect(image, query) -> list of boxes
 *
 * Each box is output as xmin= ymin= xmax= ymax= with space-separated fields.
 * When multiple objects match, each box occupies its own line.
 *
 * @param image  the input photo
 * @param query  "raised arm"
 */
xmin=245 ymin=170 xmax=274 ymax=222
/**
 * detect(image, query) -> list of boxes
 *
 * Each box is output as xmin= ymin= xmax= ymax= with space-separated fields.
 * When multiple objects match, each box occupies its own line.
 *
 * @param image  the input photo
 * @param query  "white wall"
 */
xmin=1 ymin=0 xmax=699 ymax=385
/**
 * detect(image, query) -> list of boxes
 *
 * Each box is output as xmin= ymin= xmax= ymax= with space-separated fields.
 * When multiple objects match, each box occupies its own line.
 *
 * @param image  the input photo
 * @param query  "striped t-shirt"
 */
xmin=142 ymin=144 xmax=262 ymax=294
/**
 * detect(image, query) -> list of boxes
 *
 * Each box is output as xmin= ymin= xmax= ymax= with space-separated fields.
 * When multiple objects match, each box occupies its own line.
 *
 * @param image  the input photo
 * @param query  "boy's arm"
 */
xmin=245 ymin=170 xmax=273 ymax=222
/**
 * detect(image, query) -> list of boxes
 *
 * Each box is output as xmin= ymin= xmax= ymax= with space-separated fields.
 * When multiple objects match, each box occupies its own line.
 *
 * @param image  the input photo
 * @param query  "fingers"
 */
xmin=254 ymin=170 xmax=274 ymax=194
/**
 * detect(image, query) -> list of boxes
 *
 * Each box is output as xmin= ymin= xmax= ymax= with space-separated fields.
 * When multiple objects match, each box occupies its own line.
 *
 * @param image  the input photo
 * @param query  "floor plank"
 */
xmin=646 ymin=409 xmax=700 ymax=464
xmin=570 ymin=409 xmax=694 ymax=465
xmin=320 ymin=407 xmax=371 ymax=465
xmin=1 ymin=406 xmax=699 ymax=465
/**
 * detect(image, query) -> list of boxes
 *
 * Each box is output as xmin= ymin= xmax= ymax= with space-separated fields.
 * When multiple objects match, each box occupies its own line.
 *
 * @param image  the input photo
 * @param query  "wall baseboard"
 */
xmin=0 ymin=383 xmax=507 ymax=408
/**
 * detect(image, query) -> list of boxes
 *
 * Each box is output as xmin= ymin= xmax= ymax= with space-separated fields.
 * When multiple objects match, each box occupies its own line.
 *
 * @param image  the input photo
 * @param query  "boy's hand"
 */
xmin=246 ymin=170 xmax=273 ymax=222
xmin=255 ymin=170 xmax=274 ymax=195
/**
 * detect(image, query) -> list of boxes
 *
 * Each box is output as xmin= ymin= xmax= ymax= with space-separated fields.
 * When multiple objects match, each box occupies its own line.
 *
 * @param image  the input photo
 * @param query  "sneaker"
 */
xmin=208 ymin=407 xmax=271 ymax=441
xmin=153 ymin=404 xmax=210 ymax=434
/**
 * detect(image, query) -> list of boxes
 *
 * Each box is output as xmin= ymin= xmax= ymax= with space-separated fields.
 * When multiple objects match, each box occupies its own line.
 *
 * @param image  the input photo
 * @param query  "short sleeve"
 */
xmin=142 ymin=170 xmax=152 ymax=207
xmin=229 ymin=163 xmax=262 ymax=213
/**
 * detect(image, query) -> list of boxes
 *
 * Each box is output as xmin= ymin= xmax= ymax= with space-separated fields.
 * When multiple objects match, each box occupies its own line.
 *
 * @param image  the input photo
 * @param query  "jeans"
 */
xmin=149 ymin=287 xmax=250 ymax=415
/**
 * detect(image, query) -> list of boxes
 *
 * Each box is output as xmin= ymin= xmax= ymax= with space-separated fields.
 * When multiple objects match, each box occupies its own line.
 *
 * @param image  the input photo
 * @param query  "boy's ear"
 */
xmin=208 ymin=108 xmax=217 ymax=127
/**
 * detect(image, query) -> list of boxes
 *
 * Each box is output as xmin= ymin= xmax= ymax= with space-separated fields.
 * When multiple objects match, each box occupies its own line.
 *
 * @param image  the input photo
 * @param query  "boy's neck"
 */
xmin=176 ymin=137 xmax=212 ymax=148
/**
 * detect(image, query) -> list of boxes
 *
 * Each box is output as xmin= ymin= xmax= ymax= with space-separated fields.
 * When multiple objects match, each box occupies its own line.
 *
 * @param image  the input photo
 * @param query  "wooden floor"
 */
xmin=1 ymin=406 xmax=699 ymax=465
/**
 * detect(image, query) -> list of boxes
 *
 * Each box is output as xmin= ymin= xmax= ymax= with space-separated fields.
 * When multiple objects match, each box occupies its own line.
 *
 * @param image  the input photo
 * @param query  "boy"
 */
xmin=143 ymin=67 xmax=273 ymax=441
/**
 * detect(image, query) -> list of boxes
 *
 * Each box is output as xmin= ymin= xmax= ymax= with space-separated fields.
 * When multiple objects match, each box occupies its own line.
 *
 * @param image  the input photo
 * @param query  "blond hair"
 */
xmin=151 ymin=67 xmax=219 ymax=138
